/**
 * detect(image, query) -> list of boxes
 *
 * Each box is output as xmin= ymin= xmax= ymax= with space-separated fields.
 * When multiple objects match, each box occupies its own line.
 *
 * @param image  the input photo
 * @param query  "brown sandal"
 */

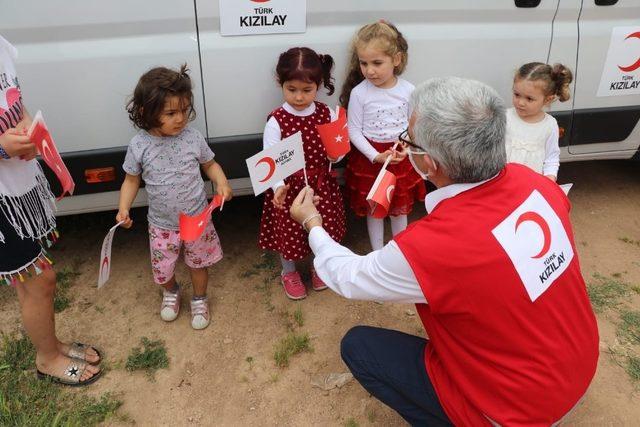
xmin=36 ymin=358 xmax=102 ymax=387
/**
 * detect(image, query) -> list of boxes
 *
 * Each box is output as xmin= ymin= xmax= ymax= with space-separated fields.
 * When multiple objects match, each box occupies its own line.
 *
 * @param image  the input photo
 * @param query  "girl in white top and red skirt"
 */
xmin=259 ymin=47 xmax=346 ymax=300
xmin=340 ymin=22 xmax=426 ymax=251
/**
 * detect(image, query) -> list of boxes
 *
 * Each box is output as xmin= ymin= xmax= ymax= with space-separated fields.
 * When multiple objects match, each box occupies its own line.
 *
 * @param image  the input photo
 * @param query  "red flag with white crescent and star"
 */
xmin=366 ymin=168 xmax=396 ymax=219
xmin=27 ymin=111 xmax=75 ymax=200
xmin=179 ymin=195 xmax=224 ymax=242
xmin=316 ymin=105 xmax=350 ymax=159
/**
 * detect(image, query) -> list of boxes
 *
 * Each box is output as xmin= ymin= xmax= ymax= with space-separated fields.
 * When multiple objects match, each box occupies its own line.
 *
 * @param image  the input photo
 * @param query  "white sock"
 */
xmin=366 ymin=215 xmax=385 ymax=251
xmin=390 ymin=215 xmax=408 ymax=237
xmin=280 ymin=255 xmax=296 ymax=275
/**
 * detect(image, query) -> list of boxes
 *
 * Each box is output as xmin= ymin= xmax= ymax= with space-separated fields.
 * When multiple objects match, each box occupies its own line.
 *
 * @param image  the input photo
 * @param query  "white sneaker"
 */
xmin=190 ymin=298 xmax=210 ymax=330
xmin=160 ymin=287 xmax=180 ymax=322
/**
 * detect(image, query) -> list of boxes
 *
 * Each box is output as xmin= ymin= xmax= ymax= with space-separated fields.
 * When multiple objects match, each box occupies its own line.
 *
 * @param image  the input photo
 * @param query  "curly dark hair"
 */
xmin=126 ymin=64 xmax=195 ymax=130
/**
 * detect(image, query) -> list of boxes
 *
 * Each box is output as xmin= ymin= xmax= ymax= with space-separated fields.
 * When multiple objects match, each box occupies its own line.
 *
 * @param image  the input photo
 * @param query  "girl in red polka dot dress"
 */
xmin=259 ymin=47 xmax=347 ymax=300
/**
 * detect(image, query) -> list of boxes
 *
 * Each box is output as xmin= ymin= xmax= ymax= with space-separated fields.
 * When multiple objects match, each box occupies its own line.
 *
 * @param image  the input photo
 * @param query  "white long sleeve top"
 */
xmin=308 ymin=176 xmax=495 ymax=303
xmin=347 ymin=78 xmax=415 ymax=163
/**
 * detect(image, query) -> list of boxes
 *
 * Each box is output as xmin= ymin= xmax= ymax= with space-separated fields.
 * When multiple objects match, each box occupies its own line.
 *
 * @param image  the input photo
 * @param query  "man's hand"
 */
xmin=290 ymin=186 xmax=322 ymax=230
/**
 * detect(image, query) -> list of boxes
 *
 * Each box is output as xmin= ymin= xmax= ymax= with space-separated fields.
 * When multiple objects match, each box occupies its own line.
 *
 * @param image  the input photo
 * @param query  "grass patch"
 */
xmin=627 ymin=356 xmax=640 ymax=382
xmin=0 ymin=333 xmax=122 ymax=426
xmin=344 ymin=418 xmax=359 ymax=427
xmin=245 ymin=253 xmax=279 ymax=312
xmin=587 ymin=273 xmax=630 ymax=313
xmin=53 ymin=267 xmax=80 ymax=313
xmin=293 ymin=306 xmax=304 ymax=328
xmin=279 ymin=306 xmax=305 ymax=331
xmin=126 ymin=337 xmax=169 ymax=377
xmin=273 ymin=332 xmax=312 ymax=368
xmin=632 ymin=285 xmax=640 ymax=295
xmin=617 ymin=310 xmax=640 ymax=345
xmin=619 ymin=237 xmax=640 ymax=248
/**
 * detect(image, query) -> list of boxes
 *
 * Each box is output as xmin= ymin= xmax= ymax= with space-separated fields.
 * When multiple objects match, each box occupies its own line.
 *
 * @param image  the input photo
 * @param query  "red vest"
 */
xmin=395 ymin=164 xmax=598 ymax=426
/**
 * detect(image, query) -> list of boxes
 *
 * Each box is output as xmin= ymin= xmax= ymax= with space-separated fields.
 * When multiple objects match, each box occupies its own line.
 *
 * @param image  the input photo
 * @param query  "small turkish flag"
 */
xmin=316 ymin=106 xmax=350 ymax=159
xmin=366 ymin=168 xmax=397 ymax=219
xmin=179 ymin=195 xmax=224 ymax=242
xmin=27 ymin=111 xmax=75 ymax=200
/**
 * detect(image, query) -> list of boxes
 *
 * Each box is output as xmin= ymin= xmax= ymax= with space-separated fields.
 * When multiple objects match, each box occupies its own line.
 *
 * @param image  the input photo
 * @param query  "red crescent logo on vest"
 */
xmin=618 ymin=31 xmax=640 ymax=73
xmin=515 ymin=211 xmax=552 ymax=259
xmin=256 ymin=157 xmax=276 ymax=182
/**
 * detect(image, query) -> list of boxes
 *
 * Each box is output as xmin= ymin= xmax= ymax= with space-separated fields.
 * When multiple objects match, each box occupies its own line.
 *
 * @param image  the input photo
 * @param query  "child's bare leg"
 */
xmin=15 ymin=268 xmax=99 ymax=381
xmin=160 ymin=275 xmax=177 ymax=291
xmin=190 ymin=267 xmax=208 ymax=297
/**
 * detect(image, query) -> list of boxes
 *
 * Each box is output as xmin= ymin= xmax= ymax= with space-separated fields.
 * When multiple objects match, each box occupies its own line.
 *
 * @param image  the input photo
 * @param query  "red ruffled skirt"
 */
xmin=345 ymin=142 xmax=426 ymax=217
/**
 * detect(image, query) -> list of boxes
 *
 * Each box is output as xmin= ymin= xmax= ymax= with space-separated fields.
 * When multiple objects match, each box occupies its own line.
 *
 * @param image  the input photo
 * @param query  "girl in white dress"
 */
xmin=507 ymin=62 xmax=573 ymax=181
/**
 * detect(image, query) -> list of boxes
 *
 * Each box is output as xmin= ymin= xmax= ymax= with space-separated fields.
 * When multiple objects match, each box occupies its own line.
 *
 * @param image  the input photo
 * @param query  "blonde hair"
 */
xmin=515 ymin=62 xmax=573 ymax=102
xmin=339 ymin=21 xmax=409 ymax=107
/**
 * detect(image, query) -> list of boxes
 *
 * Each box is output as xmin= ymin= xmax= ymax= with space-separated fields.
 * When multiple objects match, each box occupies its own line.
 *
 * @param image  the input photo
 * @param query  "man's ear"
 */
xmin=424 ymin=153 xmax=438 ymax=173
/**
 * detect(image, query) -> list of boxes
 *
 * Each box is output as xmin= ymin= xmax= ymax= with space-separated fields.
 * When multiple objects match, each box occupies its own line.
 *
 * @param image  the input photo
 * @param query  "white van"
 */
xmin=2 ymin=0 xmax=639 ymax=215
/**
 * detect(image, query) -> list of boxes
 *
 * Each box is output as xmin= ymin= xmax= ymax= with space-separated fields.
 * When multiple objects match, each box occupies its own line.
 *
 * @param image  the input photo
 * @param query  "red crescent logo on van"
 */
xmin=515 ymin=211 xmax=552 ymax=259
xmin=256 ymin=157 xmax=276 ymax=182
xmin=618 ymin=31 xmax=640 ymax=73
xmin=250 ymin=0 xmax=270 ymax=2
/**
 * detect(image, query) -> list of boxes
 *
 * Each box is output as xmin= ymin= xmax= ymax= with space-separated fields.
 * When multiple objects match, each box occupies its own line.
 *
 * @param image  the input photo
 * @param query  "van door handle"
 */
xmin=514 ymin=0 xmax=541 ymax=7
xmin=595 ymin=0 xmax=618 ymax=5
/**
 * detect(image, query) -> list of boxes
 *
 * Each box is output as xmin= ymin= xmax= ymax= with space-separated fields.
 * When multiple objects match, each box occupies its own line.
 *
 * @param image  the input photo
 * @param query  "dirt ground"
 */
xmin=1 ymin=159 xmax=639 ymax=426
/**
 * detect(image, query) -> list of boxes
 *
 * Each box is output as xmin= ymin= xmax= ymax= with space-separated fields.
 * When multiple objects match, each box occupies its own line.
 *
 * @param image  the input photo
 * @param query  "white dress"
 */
xmin=505 ymin=107 xmax=560 ymax=177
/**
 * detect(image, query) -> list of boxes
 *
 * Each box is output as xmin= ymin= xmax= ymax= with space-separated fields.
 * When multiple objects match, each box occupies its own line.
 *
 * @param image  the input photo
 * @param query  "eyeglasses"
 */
xmin=398 ymin=128 xmax=427 ymax=154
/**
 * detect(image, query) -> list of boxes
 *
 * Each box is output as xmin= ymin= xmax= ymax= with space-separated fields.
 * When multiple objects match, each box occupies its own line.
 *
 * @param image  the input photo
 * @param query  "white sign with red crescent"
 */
xmin=97 ymin=221 xmax=124 ymax=288
xmin=245 ymin=131 xmax=306 ymax=196
xmin=492 ymin=190 xmax=574 ymax=302
xmin=598 ymin=26 xmax=640 ymax=97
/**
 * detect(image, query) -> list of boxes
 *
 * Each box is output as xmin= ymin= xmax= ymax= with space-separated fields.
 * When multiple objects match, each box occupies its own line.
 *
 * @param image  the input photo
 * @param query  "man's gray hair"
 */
xmin=410 ymin=77 xmax=506 ymax=183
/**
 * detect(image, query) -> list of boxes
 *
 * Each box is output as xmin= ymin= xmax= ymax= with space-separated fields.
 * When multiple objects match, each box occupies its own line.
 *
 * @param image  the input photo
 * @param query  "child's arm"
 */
xmin=201 ymin=160 xmax=233 ymax=201
xmin=543 ymin=125 xmax=560 ymax=182
xmin=116 ymin=173 xmax=141 ymax=228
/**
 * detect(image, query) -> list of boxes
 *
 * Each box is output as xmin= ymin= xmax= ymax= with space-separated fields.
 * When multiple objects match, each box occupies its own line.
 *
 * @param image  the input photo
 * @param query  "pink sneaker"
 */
xmin=160 ymin=287 xmax=180 ymax=322
xmin=281 ymin=271 xmax=307 ymax=300
xmin=190 ymin=297 xmax=210 ymax=330
xmin=310 ymin=269 xmax=328 ymax=291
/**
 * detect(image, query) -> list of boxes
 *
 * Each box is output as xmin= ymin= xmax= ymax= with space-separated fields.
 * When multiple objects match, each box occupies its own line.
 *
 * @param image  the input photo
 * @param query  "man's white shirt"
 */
xmin=309 ymin=177 xmax=497 ymax=303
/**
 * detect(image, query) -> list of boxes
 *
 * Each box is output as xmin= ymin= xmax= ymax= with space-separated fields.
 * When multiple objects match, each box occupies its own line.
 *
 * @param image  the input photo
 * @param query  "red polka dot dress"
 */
xmin=259 ymin=102 xmax=346 ymax=261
